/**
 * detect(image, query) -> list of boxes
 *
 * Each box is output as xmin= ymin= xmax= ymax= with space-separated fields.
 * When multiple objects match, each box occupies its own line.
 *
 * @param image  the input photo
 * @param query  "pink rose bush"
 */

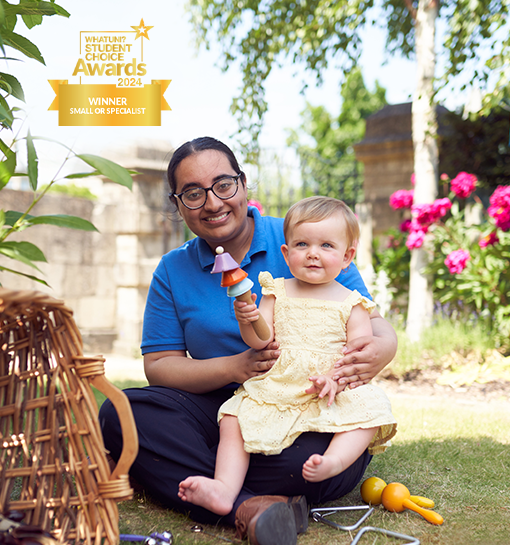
xmin=382 ymin=171 xmax=510 ymax=348
xmin=389 ymin=174 xmax=455 ymax=251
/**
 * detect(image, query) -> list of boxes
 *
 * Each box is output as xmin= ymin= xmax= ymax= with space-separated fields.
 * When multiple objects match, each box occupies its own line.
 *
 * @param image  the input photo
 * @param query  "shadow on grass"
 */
xmin=115 ymin=436 xmax=509 ymax=545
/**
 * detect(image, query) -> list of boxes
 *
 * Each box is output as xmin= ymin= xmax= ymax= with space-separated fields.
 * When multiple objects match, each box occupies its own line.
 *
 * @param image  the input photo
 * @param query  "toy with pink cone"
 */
xmin=211 ymin=246 xmax=271 ymax=341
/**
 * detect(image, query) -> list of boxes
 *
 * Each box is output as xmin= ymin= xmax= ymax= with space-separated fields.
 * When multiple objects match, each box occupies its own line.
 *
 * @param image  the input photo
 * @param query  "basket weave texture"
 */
xmin=0 ymin=289 xmax=138 ymax=545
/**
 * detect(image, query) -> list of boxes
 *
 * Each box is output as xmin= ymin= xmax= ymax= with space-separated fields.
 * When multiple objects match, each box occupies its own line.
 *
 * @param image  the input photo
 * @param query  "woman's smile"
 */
xmin=204 ymin=211 xmax=230 ymax=223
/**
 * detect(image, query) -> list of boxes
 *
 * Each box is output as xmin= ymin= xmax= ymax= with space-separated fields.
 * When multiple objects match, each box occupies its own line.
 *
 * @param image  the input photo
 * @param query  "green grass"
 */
xmin=94 ymin=380 xmax=510 ymax=545
xmin=390 ymin=317 xmax=498 ymax=377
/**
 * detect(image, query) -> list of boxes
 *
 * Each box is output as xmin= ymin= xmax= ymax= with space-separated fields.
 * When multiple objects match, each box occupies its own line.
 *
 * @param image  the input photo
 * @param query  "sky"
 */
xmin=5 ymin=0 xmax=463 ymax=177
xmin=7 ymin=2 xmax=418 ymax=146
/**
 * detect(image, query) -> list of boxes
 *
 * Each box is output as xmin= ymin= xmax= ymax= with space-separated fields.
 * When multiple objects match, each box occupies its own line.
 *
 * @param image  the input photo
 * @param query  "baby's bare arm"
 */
xmin=234 ymin=294 xmax=275 ymax=350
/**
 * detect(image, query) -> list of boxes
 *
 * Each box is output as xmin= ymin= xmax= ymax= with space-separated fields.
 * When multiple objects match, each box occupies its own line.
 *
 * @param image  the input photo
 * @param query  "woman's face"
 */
xmin=174 ymin=149 xmax=250 ymax=247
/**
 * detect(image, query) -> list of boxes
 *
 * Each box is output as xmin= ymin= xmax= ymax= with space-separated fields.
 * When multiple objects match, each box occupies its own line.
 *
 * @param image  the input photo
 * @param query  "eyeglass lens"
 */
xmin=182 ymin=176 xmax=238 ymax=208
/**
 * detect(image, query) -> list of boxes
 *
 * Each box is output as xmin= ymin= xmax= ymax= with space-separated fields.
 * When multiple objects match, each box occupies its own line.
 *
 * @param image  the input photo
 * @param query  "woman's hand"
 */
xmin=334 ymin=333 xmax=397 ymax=389
xmin=230 ymin=342 xmax=281 ymax=383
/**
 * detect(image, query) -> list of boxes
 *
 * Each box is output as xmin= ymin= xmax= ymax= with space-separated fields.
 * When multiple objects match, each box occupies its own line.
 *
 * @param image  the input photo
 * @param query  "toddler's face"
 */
xmin=281 ymin=215 xmax=355 ymax=285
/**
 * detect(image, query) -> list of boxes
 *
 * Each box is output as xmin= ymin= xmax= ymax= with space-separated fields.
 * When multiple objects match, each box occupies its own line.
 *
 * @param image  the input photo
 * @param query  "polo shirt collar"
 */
xmin=242 ymin=207 xmax=267 ymax=267
xmin=196 ymin=207 xmax=268 ymax=270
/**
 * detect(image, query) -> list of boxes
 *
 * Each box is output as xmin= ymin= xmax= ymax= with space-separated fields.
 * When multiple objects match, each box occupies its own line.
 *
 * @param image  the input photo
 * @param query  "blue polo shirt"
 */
xmin=141 ymin=207 xmax=371 ymax=358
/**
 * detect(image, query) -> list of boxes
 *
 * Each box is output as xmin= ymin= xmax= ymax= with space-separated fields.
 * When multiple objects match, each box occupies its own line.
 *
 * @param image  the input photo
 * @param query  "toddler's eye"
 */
xmin=322 ymin=243 xmax=333 ymax=248
xmin=296 ymin=242 xmax=307 ymax=247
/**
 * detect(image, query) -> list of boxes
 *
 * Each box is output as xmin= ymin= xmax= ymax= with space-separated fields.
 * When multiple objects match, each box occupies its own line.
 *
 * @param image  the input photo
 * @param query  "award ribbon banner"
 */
xmin=49 ymin=80 xmax=170 ymax=126
xmin=49 ymin=20 xmax=170 ymax=127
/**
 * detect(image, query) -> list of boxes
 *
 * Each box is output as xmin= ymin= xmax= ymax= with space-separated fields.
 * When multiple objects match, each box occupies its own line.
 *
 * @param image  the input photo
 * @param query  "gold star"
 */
xmin=131 ymin=18 xmax=153 ymax=40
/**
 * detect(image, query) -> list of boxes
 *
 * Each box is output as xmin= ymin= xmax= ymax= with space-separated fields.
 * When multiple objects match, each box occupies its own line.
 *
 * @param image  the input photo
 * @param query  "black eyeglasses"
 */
xmin=171 ymin=173 xmax=243 ymax=210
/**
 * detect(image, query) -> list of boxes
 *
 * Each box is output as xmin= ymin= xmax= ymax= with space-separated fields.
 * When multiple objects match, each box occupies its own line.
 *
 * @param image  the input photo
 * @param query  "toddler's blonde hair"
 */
xmin=283 ymin=196 xmax=359 ymax=248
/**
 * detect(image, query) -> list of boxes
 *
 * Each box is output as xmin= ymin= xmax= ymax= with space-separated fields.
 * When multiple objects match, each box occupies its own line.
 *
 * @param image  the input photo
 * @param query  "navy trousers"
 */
xmin=99 ymin=385 xmax=372 ymax=526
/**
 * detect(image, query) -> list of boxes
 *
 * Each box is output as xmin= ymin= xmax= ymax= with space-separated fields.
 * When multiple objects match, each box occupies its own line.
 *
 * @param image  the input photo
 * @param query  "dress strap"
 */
xmin=259 ymin=272 xmax=286 ymax=298
xmin=343 ymin=290 xmax=376 ymax=314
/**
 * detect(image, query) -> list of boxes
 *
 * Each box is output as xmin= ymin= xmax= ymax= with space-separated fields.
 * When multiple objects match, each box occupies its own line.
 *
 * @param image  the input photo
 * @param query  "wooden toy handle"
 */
xmin=235 ymin=290 xmax=272 ymax=342
xmin=402 ymin=499 xmax=444 ymax=525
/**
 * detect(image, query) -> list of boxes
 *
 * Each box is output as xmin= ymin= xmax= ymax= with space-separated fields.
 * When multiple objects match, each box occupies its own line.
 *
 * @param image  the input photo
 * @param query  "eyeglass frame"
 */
xmin=170 ymin=173 xmax=244 ymax=210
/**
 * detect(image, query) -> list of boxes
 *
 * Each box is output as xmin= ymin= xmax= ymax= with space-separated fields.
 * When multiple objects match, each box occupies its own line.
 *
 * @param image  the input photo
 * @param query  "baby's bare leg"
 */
xmin=178 ymin=415 xmax=249 ymax=515
xmin=302 ymin=428 xmax=377 ymax=483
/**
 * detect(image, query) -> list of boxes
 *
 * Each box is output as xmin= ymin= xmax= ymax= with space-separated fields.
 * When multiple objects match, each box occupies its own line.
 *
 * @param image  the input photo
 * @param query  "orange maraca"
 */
xmin=381 ymin=482 xmax=444 ymax=525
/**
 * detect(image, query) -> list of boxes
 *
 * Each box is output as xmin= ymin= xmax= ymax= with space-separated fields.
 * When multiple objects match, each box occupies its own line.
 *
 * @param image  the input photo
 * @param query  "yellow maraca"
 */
xmin=381 ymin=482 xmax=444 ymax=525
xmin=360 ymin=477 xmax=387 ymax=505
xmin=361 ymin=477 xmax=436 ymax=508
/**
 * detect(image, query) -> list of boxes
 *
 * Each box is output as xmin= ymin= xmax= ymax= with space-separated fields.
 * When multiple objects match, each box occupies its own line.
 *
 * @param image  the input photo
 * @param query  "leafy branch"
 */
xmin=0 ymin=0 xmax=135 ymax=286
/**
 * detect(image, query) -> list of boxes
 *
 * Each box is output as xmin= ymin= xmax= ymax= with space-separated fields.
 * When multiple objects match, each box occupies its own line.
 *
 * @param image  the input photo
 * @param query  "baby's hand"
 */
xmin=306 ymin=375 xmax=339 ymax=407
xmin=233 ymin=294 xmax=260 ymax=325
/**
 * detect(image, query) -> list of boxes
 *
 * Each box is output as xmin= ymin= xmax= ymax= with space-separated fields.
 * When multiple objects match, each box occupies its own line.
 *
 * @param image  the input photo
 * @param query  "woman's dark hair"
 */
xmin=167 ymin=137 xmax=245 ymax=206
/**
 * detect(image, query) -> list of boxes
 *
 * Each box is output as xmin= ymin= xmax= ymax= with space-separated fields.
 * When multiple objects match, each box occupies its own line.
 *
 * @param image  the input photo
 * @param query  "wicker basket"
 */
xmin=0 ymin=288 xmax=139 ymax=545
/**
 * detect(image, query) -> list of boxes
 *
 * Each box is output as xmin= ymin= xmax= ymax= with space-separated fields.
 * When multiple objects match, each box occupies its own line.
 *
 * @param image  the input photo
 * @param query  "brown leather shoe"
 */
xmin=235 ymin=495 xmax=307 ymax=545
xmin=288 ymin=495 xmax=308 ymax=534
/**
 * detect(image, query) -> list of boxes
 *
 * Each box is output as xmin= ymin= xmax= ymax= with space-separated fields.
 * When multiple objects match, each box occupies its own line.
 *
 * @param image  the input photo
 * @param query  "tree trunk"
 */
xmin=406 ymin=0 xmax=439 ymax=342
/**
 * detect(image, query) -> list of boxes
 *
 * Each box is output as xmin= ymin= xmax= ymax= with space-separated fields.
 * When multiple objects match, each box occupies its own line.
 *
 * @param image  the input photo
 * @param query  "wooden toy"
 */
xmin=212 ymin=246 xmax=271 ymax=341
xmin=381 ymin=483 xmax=444 ymax=525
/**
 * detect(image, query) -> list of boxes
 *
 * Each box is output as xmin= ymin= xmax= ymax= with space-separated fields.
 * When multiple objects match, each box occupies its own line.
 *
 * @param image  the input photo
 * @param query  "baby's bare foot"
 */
xmin=178 ymin=476 xmax=235 ymax=515
xmin=302 ymin=454 xmax=344 ymax=482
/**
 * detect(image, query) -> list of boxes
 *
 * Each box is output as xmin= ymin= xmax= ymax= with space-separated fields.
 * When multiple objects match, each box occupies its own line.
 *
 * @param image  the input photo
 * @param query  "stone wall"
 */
xmin=0 ymin=141 xmax=182 ymax=356
xmin=354 ymin=102 xmax=415 ymax=238
xmin=354 ymin=102 xmax=450 ymax=240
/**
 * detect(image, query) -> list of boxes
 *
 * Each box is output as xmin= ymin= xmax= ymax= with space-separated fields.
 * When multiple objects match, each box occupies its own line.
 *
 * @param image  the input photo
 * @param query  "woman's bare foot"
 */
xmin=302 ymin=454 xmax=344 ymax=482
xmin=178 ymin=476 xmax=235 ymax=515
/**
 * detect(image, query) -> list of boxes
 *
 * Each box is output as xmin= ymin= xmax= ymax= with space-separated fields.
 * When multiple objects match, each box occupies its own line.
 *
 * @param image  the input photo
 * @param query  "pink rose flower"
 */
xmin=431 ymin=198 xmax=452 ymax=218
xmin=450 ymin=172 xmax=477 ymax=199
xmin=406 ymin=229 xmax=426 ymax=250
xmin=390 ymin=189 xmax=414 ymax=210
xmin=479 ymin=232 xmax=499 ymax=248
xmin=491 ymin=208 xmax=510 ymax=232
xmin=411 ymin=173 xmax=416 ymax=186
xmin=444 ymin=249 xmax=470 ymax=274
xmin=409 ymin=218 xmax=430 ymax=234
xmin=399 ymin=219 xmax=412 ymax=233
xmin=247 ymin=199 xmax=265 ymax=215
xmin=488 ymin=185 xmax=510 ymax=232
xmin=411 ymin=198 xmax=451 ymax=231
xmin=411 ymin=203 xmax=436 ymax=226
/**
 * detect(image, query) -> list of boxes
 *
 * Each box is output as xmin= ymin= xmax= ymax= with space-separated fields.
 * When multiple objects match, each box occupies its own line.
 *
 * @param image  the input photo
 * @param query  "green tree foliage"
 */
xmin=0 ymin=1 xmax=134 ymax=286
xmin=187 ymin=0 xmax=509 ymax=154
xmin=287 ymin=68 xmax=387 ymax=206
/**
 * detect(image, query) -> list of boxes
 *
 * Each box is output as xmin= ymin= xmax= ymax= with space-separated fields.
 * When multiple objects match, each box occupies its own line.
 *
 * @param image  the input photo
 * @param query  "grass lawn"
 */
xmin=99 ymin=381 xmax=510 ymax=545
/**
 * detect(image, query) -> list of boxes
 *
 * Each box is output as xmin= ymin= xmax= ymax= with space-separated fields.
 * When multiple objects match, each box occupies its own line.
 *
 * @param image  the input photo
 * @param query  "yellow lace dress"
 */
xmin=218 ymin=272 xmax=397 ymax=455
